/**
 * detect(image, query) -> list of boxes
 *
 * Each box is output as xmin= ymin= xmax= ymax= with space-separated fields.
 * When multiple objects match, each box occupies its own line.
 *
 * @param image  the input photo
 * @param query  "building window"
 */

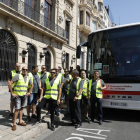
xmin=66 ymin=53 xmax=69 ymax=69
xmin=45 ymin=51 xmax=51 ymax=71
xmin=25 ymin=0 xmax=36 ymax=9
xmin=80 ymin=11 xmax=83 ymax=24
xmin=44 ymin=0 xmax=52 ymax=20
xmin=98 ymin=2 xmax=102 ymax=11
xmin=92 ymin=21 xmax=96 ymax=31
xmin=86 ymin=12 xmax=90 ymax=26
xmin=65 ymin=20 xmax=70 ymax=44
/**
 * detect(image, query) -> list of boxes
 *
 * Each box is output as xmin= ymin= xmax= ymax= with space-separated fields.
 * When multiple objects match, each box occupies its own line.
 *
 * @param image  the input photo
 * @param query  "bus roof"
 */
xmin=89 ymin=22 xmax=140 ymax=35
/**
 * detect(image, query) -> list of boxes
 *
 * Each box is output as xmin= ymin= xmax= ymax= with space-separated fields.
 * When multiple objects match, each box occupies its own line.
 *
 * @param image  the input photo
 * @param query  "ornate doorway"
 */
xmin=0 ymin=29 xmax=16 ymax=86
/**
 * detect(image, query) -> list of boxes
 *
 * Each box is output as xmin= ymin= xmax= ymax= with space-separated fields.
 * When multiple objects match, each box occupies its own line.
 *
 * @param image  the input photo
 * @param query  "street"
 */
xmin=33 ymin=108 xmax=140 ymax=140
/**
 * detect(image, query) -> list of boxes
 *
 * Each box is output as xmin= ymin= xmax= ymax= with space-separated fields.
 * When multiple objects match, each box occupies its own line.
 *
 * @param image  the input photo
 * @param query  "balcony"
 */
xmin=78 ymin=24 xmax=91 ymax=35
xmin=0 ymin=0 xmax=68 ymax=40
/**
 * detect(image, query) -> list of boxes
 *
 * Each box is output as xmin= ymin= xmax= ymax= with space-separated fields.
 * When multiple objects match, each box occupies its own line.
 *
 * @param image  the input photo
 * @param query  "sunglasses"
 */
xmin=41 ymin=68 xmax=46 ymax=69
xmin=51 ymin=72 xmax=55 ymax=74
xmin=64 ymin=71 xmax=68 ymax=72
xmin=22 ymin=69 xmax=28 ymax=71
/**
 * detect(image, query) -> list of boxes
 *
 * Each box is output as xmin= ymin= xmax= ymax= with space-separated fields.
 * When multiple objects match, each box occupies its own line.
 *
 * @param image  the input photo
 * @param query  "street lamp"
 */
xmin=71 ymin=54 xmax=76 ymax=64
xmin=40 ymin=47 xmax=48 ymax=59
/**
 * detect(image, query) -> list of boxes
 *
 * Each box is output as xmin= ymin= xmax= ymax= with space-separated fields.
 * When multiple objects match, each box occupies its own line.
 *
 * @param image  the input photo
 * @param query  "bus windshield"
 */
xmin=88 ymin=25 xmax=140 ymax=80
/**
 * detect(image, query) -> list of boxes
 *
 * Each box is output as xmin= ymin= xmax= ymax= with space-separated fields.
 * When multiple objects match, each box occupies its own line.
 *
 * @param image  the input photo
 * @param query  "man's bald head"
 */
xmin=15 ymin=63 xmax=21 ymax=71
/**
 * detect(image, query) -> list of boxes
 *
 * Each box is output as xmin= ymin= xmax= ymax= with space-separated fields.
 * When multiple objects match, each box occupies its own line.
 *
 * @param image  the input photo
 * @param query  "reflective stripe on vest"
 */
xmin=67 ymin=78 xmax=82 ymax=99
xmin=82 ymin=79 xmax=88 ymax=96
xmin=11 ymin=70 xmax=21 ymax=87
xmin=44 ymin=78 xmax=59 ymax=100
xmin=89 ymin=79 xmax=102 ymax=98
xmin=13 ymin=74 xmax=29 ymax=96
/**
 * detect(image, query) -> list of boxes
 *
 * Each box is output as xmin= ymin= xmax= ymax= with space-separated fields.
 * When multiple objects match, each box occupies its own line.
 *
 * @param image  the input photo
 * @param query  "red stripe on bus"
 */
xmin=103 ymin=91 xmax=140 ymax=95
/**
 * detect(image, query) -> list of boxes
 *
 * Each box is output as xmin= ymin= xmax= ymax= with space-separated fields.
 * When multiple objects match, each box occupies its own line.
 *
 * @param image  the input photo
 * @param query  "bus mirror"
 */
xmin=76 ymin=45 xmax=81 ymax=58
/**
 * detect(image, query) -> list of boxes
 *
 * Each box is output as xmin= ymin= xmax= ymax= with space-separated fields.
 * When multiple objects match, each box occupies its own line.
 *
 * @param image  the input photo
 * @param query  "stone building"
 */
xmin=0 ymin=0 xmax=77 ymax=86
xmin=76 ymin=0 xmax=112 ymax=69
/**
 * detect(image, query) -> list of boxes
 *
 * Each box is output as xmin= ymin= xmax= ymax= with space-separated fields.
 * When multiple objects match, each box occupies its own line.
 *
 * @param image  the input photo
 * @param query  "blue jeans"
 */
xmin=90 ymin=96 xmax=103 ymax=121
xmin=27 ymin=93 xmax=39 ymax=106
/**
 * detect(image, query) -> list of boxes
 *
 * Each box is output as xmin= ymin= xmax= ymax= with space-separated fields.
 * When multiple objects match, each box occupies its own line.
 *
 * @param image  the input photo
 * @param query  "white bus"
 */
xmin=77 ymin=23 xmax=140 ymax=110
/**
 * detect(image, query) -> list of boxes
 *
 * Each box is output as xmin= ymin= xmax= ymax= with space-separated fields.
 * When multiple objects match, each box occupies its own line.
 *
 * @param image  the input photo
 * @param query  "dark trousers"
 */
xmin=69 ymin=99 xmax=81 ymax=124
xmin=36 ymin=98 xmax=57 ymax=125
xmin=90 ymin=96 xmax=103 ymax=121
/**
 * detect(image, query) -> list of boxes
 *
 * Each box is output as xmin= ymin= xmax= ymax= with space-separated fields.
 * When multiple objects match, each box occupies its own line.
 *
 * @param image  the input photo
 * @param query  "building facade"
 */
xmin=76 ymin=0 xmax=112 ymax=69
xmin=0 ymin=0 xmax=77 ymax=86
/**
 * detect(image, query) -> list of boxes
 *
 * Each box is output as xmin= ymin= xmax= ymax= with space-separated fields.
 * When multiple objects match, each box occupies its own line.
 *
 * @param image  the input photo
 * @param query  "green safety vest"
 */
xmin=13 ymin=74 xmax=29 ymax=96
xmin=67 ymin=78 xmax=82 ymax=99
xmin=57 ymin=73 xmax=62 ymax=83
xmin=11 ymin=70 xmax=21 ymax=87
xmin=38 ymin=71 xmax=50 ymax=79
xmin=82 ymin=79 xmax=88 ymax=97
xmin=62 ymin=74 xmax=72 ymax=80
xmin=89 ymin=79 xmax=103 ymax=98
xmin=44 ymin=78 xmax=60 ymax=100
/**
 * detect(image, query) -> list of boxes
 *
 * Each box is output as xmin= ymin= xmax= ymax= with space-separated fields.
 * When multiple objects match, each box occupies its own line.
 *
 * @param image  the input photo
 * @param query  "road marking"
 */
xmin=76 ymin=128 xmax=110 ymax=137
xmin=71 ymin=133 xmax=106 ymax=139
xmin=0 ymin=136 xmax=2 ymax=139
xmin=65 ymin=137 xmax=84 ymax=140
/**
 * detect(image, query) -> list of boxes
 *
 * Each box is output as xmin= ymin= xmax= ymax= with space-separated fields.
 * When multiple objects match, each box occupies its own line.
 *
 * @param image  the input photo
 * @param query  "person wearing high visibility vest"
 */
xmin=66 ymin=69 xmax=83 ymax=128
xmin=59 ymin=68 xmax=72 ymax=113
xmin=8 ymin=63 xmax=21 ymax=119
xmin=26 ymin=65 xmax=42 ymax=122
xmin=9 ymin=66 xmax=33 ymax=131
xmin=80 ymin=69 xmax=91 ymax=121
xmin=36 ymin=68 xmax=61 ymax=131
xmin=87 ymin=70 xmax=106 ymax=125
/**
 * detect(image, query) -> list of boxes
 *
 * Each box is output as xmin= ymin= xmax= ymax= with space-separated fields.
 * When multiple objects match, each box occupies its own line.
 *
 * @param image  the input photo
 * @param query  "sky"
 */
xmin=104 ymin=0 xmax=140 ymax=26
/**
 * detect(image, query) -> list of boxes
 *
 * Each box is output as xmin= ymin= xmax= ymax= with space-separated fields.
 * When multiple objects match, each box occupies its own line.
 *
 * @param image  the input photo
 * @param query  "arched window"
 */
xmin=45 ymin=51 xmax=51 ymax=71
xmin=0 ymin=29 xmax=16 ymax=85
xmin=28 ymin=45 xmax=36 ymax=72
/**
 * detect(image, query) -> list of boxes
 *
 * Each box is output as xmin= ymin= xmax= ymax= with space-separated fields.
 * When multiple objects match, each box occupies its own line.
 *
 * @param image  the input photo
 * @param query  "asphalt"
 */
xmin=0 ymin=87 xmax=65 ymax=140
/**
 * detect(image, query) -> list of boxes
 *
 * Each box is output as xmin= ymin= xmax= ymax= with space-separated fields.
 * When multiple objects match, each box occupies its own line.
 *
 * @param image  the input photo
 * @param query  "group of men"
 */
xmin=8 ymin=63 xmax=106 ymax=131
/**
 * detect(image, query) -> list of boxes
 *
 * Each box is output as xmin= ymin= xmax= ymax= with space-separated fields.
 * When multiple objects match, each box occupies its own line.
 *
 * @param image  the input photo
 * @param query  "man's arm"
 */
xmin=57 ymin=87 xmax=62 ymax=105
xmin=38 ymin=87 xmax=44 ymax=102
xmin=9 ymin=80 xmax=18 ymax=98
xmin=73 ymin=88 xmax=82 ymax=101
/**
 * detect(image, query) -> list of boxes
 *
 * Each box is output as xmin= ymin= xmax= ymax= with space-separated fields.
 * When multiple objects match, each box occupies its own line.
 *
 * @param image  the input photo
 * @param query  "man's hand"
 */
xmin=57 ymin=99 xmax=60 ymax=105
xmin=86 ymin=96 xmax=89 ymax=100
xmin=74 ymin=96 xmax=78 ymax=101
xmin=12 ymin=93 xmax=18 ymax=98
xmin=98 ymin=87 xmax=103 ymax=90
xmin=26 ymin=92 xmax=31 ymax=96
xmin=38 ymin=98 xmax=42 ymax=102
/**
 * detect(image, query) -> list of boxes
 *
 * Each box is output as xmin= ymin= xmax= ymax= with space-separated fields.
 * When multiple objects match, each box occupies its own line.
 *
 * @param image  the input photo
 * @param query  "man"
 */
xmin=60 ymin=68 xmax=71 ymax=113
xmin=87 ymin=70 xmax=106 ymax=125
xmin=69 ymin=66 xmax=73 ymax=76
xmin=67 ymin=69 xmax=83 ymax=128
xmin=58 ymin=66 xmax=62 ymax=73
xmin=26 ymin=65 xmax=41 ymax=122
xmin=8 ymin=63 xmax=21 ymax=118
xmin=9 ymin=66 xmax=33 ymax=131
xmin=81 ymin=69 xmax=90 ymax=121
xmin=36 ymin=68 xmax=61 ymax=131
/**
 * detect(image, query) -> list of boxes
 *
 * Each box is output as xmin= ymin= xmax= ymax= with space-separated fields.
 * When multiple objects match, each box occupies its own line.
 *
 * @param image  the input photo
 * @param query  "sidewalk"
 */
xmin=0 ymin=91 xmax=65 ymax=140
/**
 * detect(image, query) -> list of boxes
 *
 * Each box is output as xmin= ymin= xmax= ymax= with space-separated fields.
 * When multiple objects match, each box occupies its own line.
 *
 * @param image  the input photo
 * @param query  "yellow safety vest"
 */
xmin=82 ymin=79 xmax=88 ymax=97
xmin=13 ymin=74 xmax=29 ymax=96
xmin=57 ymin=73 xmax=62 ymax=83
xmin=89 ymin=79 xmax=103 ymax=98
xmin=44 ymin=78 xmax=60 ymax=100
xmin=11 ymin=70 xmax=21 ymax=87
xmin=67 ymin=78 xmax=82 ymax=99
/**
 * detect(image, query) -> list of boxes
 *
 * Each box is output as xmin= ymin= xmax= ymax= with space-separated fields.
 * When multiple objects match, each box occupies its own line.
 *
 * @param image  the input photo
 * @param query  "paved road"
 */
xmin=33 ymin=108 xmax=140 ymax=140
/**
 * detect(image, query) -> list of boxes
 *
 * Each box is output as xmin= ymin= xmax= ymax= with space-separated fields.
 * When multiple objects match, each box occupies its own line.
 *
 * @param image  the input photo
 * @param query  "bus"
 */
xmin=77 ymin=23 xmax=140 ymax=110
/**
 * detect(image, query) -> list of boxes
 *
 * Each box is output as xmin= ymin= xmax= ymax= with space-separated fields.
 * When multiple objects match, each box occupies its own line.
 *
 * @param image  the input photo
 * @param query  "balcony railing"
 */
xmin=0 ymin=0 xmax=68 ymax=40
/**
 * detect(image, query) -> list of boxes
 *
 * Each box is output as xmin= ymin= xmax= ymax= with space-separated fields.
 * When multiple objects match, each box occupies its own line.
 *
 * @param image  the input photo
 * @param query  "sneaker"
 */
xmin=26 ymin=116 xmax=31 ymax=122
xmin=46 ymin=111 xmax=50 ymax=115
xmin=9 ymin=113 xmax=13 ymax=119
xmin=99 ymin=120 xmax=102 ymax=125
xmin=67 ymin=109 xmax=70 ymax=113
xmin=51 ymin=125 xmax=55 ymax=131
xmin=85 ymin=116 xmax=91 ymax=121
xmin=32 ymin=114 xmax=37 ymax=119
